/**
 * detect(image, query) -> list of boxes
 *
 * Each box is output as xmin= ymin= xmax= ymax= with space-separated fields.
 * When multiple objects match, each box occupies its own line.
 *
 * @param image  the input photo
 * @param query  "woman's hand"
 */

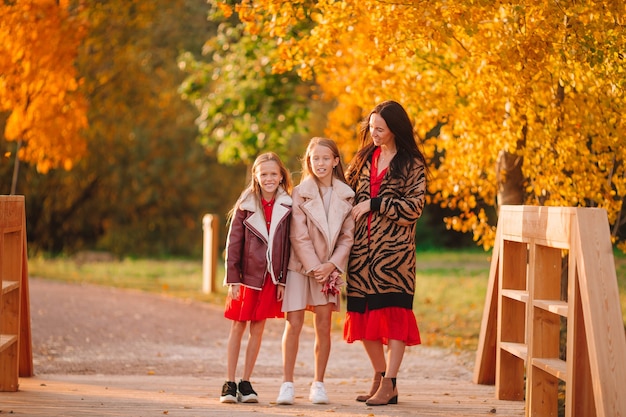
xmin=228 ymin=284 xmax=240 ymax=300
xmin=352 ymin=200 xmax=371 ymax=221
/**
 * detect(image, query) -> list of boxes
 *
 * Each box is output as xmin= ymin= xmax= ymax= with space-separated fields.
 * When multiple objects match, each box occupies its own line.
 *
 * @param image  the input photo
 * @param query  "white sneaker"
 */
xmin=309 ymin=381 xmax=329 ymax=404
xmin=276 ymin=382 xmax=295 ymax=405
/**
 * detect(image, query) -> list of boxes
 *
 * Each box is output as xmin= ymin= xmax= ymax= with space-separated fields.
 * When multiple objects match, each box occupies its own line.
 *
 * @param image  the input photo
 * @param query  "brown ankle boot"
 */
xmin=356 ymin=372 xmax=384 ymax=402
xmin=365 ymin=377 xmax=398 ymax=406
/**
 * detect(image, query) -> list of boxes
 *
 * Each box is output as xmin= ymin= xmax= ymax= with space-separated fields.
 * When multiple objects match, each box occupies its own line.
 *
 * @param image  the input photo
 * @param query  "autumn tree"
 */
xmin=1 ymin=0 xmax=247 ymax=256
xmin=218 ymin=0 xmax=626 ymax=250
xmin=179 ymin=3 xmax=316 ymax=169
xmin=0 ymin=0 xmax=88 ymax=194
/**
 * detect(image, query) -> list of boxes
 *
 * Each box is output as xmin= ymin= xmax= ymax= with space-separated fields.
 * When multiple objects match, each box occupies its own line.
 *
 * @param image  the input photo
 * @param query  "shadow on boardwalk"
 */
xmin=0 ymin=278 xmax=525 ymax=417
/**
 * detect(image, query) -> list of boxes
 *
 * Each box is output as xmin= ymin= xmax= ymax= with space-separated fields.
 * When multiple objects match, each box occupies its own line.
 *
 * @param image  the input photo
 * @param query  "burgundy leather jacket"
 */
xmin=224 ymin=188 xmax=292 ymax=289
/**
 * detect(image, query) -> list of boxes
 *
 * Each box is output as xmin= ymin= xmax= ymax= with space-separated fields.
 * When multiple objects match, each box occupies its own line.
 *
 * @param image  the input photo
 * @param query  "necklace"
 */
xmin=380 ymin=150 xmax=396 ymax=164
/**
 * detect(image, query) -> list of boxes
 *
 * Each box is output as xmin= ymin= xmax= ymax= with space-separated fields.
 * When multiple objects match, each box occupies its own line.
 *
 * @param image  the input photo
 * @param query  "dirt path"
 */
xmin=30 ymin=277 xmax=474 ymax=381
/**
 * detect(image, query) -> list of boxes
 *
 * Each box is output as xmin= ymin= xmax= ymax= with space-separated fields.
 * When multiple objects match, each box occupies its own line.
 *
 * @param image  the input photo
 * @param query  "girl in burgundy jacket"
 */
xmin=220 ymin=152 xmax=292 ymax=404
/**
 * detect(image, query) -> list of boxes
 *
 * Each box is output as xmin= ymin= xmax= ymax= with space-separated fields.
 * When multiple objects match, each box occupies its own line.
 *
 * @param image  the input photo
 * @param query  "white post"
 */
xmin=202 ymin=214 xmax=216 ymax=294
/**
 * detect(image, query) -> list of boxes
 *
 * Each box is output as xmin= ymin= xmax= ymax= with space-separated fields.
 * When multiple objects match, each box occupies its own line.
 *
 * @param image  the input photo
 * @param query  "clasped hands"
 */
xmin=311 ymin=261 xmax=336 ymax=285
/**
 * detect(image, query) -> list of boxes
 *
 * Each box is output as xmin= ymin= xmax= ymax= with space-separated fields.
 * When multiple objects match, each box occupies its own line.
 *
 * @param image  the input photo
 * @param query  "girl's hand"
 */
xmin=277 ymin=285 xmax=284 ymax=301
xmin=352 ymin=200 xmax=371 ymax=221
xmin=312 ymin=262 xmax=335 ymax=285
xmin=228 ymin=284 xmax=240 ymax=300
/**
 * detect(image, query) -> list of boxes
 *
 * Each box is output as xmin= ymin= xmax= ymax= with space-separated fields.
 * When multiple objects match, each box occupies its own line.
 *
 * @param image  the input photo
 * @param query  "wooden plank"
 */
xmin=531 ymin=307 xmax=560 ymax=359
xmin=18 ymin=211 xmax=33 ymax=377
xmin=0 ymin=278 xmax=19 ymax=338
xmin=0 ymin=335 xmax=17 ymax=353
xmin=572 ymin=208 xmax=626 ymax=417
xmin=0 ymin=375 xmax=526 ymax=417
xmin=0 ymin=196 xmax=24 ymax=229
xmin=0 ymin=339 xmax=18 ymax=391
xmin=533 ymin=244 xmax=562 ymax=299
xmin=566 ymin=265 xmax=596 ymax=417
xmin=532 ymin=357 xmax=567 ymax=380
xmin=501 ymin=240 xmax=527 ymax=291
xmin=529 ymin=365 xmax=560 ymax=416
xmin=2 ymin=281 xmax=19 ymax=294
xmin=500 ymin=298 xmax=526 ymax=344
xmin=498 ymin=205 xmax=574 ymax=248
xmin=501 ymin=289 xmax=528 ymax=303
xmin=497 ymin=231 xmax=528 ymax=401
xmin=473 ymin=225 xmax=501 ymax=385
xmin=496 ymin=349 xmax=525 ymax=401
xmin=499 ymin=342 xmax=528 ymax=360
xmin=533 ymin=299 xmax=568 ymax=317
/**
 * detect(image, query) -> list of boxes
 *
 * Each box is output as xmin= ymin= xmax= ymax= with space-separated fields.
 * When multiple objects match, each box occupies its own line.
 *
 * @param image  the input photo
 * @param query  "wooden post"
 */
xmin=202 ymin=214 xmax=218 ymax=294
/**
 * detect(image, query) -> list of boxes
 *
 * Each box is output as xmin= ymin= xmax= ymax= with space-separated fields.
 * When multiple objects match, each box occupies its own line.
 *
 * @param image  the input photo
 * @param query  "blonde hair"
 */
xmin=301 ymin=137 xmax=347 ymax=184
xmin=228 ymin=152 xmax=292 ymax=223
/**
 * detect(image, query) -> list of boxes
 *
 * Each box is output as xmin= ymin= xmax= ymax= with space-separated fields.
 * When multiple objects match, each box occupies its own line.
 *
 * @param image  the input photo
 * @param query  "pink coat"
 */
xmin=288 ymin=176 xmax=355 ymax=275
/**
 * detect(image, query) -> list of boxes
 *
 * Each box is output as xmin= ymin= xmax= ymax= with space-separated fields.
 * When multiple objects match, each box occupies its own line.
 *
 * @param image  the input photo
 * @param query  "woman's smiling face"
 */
xmin=369 ymin=113 xmax=395 ymax=148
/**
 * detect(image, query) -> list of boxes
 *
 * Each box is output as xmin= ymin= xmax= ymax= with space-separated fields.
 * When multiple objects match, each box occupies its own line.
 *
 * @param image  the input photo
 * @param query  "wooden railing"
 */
xmin=0 ymin=196 xmax=33 ymax=391
xmin=474 ymin=206 xmax=626 ymax=417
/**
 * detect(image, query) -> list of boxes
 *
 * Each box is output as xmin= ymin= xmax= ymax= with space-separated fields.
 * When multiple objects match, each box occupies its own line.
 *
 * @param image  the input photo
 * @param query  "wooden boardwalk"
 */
xmin=1 ymin=374 xmax=525 ymax=417
xmin=0 ymin=278 xmax=526 ymax=417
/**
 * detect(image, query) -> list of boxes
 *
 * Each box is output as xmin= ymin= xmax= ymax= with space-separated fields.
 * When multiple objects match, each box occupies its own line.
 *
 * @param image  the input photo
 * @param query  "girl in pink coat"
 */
xmin=276 ymin=137 xmax=355 ymax=405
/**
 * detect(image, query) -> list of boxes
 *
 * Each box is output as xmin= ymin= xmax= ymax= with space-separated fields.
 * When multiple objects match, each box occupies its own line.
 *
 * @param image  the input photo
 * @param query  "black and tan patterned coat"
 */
xmin=346 ymin=158 xmax=426 ymax=313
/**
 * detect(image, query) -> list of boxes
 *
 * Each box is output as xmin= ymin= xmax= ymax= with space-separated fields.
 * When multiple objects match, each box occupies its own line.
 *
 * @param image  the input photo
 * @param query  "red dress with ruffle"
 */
xmin=344 ymin=148 xmax=421 ymax=346
xmin=224 ymin=198 xmax=284 ymax=321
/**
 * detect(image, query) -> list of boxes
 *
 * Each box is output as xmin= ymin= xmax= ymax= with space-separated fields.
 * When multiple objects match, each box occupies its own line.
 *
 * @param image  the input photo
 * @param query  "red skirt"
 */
xmin=224 ymin=275 xmax=284 ymax=321
xmin=344 ymin=306 xmax=421 ymax=346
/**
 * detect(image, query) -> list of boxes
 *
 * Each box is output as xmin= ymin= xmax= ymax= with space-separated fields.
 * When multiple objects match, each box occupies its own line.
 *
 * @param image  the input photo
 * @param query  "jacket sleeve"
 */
xmin=378 ymin=161 xmax=426 ymax=227
xmin=224 ymin=208 xmax=246 ymax=285
xmin=289 ymin=188 xmax=322 ymax=274
xmin=278 ymin=207 xmax=291 ymax=285
xmin=328 ymin=199 xmax=355 ymax=273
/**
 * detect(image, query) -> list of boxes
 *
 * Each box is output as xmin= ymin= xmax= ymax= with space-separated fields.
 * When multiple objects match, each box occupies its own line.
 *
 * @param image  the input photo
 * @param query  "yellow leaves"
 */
xmin=215 ymin=1 xmax=233 ymax=18
xmin=228 ymin=0 xmax=626 ymax=249
xmin=0 ymin=0 xmax=88 ymax=173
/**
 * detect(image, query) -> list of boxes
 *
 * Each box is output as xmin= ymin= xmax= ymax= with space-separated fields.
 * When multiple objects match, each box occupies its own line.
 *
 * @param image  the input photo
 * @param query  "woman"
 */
xmin=344 ymin=100 xmax=428 ymax=406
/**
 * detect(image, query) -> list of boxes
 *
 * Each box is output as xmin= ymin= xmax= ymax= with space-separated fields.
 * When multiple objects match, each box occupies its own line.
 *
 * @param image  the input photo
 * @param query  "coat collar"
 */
xmin=297 ymin=176 xmax=354 ymax=250
xmin=296 ymin=176 xmax=355 ymax=201
xmin=239 ymin=187 xmax=292 ymax=241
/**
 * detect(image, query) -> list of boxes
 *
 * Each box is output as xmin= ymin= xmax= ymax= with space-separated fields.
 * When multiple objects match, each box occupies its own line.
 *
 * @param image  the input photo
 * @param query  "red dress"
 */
xmin=344 ymin=148 xmax=421 ymax=346
xmin=224 ymin=198 xmax=284 ymax=321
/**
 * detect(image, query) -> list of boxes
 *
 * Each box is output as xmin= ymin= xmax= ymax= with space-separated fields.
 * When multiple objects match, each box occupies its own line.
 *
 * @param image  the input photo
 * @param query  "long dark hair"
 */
xmin=347 ymin=100 xmax=429 ymax=188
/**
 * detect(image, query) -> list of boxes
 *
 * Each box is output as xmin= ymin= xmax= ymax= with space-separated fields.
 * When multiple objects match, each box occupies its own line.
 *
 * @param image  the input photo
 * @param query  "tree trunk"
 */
xmin=10 ymin=139 xmax=21 ymax=195
xmin=495 ymin=149 xmax=524 ymax=209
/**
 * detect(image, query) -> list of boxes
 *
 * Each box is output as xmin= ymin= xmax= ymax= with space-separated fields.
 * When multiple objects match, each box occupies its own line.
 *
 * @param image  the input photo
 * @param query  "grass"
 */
xmin=28 ymin=250 xmax=626 ymax=353
xmin=413 ymin=251 xmax=492 ymax=352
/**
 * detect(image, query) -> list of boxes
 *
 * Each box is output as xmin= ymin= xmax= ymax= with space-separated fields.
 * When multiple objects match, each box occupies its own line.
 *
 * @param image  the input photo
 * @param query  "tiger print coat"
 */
xmin=346 ymin=157 xmax=427 ymax=313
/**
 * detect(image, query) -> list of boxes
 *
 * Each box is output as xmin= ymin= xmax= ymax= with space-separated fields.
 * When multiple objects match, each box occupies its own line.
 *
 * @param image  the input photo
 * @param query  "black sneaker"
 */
xmin=220 ymin=381 xmax=237 ymax=403
xmin=238 ymin=380 xmax=259 ymax=403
